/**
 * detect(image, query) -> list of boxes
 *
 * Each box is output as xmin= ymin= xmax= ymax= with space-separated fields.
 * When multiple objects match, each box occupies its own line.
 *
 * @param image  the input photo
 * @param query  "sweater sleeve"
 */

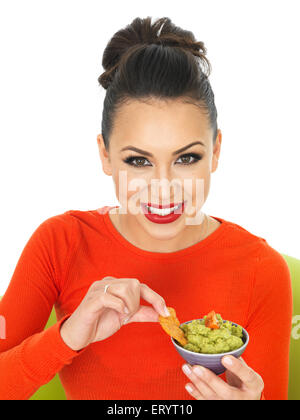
xmin=243 ymin=243 xmax=293 ymax=400
xmin=0 ymin=212 xmax=86 ymax=400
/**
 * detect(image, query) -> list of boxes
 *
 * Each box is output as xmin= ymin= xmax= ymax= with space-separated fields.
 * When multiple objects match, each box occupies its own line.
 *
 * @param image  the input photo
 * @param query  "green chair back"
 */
xmin=29 ymin=310 xmax=67 ymax=400
xmin=1 ymin=253 xmax=300 ymax=400
xmin=282 ymin=254 xmax=300 ymax=400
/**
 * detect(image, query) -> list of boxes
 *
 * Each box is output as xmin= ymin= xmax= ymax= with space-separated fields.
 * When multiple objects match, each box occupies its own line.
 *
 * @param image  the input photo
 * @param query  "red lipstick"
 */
xmin=140 ymin=201 xmax=185 ymax=224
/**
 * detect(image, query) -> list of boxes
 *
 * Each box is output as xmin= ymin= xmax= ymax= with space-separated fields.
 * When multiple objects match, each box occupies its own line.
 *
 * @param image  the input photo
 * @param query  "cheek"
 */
xmin=178 ymin=168 xmax=210 ymax=204
xmin=111 ymin=169 xmax=127 ymax=204
xmin=112 ymin=170 xmax=149 ymax=205
xmin=193 ymin=172 xmax=210 ymax=202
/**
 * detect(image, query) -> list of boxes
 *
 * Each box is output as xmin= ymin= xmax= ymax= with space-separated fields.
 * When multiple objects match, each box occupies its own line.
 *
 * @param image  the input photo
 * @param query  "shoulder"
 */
xmin=38 ymin=207 xmax=114 ymax=245
xmin=213 ymin=215 xmax=267 ymax=243
xmin=30 ymin=208 xmax=100 ymax=245
xmin=254 ymin=239 xmax=291 ymax=288
xmin=21 ymin=212 xmax=77 ymax=263
xmin=213 ymin=215 xmax=290 ymax=279
xmin=39 ymin=207 xmax=111 ymax=229
xmin=34 ymin=206 xmax=116 ymax=242
xmin=31 ymin=210 xmax=77 ymax=241
xmin=210 ymin=215 xmax=269 ymax=255
xmin=245 ymin=236 xmax=293 ymax=330
xmin=226 ymin=217 xmax=291 ymax=282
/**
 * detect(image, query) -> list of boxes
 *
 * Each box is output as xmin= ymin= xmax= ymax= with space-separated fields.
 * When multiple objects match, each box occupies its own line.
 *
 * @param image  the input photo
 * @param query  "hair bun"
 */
xmin=98 ymin=16 xmax=211 ymax=89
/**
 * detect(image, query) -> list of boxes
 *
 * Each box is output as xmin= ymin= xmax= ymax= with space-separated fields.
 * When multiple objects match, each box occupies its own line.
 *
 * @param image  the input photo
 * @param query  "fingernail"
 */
xmin=164 ymin=306 xmax=171 ymax=317
xmin=124 ymin=306 xmax=130 ymax=314
xmin=194 ymin=366 xmax=205 ymax=377
xmin=182 ymin=364 xmax=191 ymax=375
xmin=185 ymin=384 xmax=193 ymax=393
xmin=223 ymin=356 xmax=233 ymax=366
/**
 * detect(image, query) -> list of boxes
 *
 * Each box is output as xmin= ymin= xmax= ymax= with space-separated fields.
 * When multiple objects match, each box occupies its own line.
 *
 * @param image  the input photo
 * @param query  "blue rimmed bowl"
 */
xmin=171 ymin=318 xmax=249 ymax=375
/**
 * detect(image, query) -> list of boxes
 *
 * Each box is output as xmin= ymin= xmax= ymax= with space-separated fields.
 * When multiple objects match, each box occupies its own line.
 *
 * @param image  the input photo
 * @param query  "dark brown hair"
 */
xmin=98 ymin=16 xmax=218 ymax=150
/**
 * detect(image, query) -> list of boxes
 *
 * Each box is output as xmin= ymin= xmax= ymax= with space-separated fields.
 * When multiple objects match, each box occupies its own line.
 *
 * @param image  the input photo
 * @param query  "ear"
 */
xmin=211 ymin=129 xmax=222 ymax=173
xmin=97 ymin=134 xmax=112 ymax=176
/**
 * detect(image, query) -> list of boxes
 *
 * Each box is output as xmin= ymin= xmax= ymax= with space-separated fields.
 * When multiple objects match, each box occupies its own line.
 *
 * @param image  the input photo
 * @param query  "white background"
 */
xmin=0 ymin=0 xmax=299 ymax=295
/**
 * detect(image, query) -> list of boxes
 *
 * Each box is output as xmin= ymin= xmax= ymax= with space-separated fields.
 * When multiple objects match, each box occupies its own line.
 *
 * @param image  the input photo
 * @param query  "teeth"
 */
xmin=146 ymin=203 xmax=182 ymax=216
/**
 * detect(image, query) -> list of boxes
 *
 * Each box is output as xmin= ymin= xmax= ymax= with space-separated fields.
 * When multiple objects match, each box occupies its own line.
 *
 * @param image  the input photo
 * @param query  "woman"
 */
xmin=0 ymin=16 xmax=292 ymax=400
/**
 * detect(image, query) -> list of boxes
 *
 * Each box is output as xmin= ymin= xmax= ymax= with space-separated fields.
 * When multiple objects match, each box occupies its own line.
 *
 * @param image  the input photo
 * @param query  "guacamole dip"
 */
xmin=179 ymin=313 xmax=244 ymax=354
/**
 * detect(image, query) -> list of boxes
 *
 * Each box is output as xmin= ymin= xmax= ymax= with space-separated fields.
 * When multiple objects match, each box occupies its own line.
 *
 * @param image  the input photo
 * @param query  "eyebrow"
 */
xmin=120 ymin=141 xmax=205 ymax=157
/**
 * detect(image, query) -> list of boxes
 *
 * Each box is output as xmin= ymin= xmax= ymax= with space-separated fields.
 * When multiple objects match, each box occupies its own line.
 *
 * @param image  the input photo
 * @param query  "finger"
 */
xmin=139 ymin=283 xmax=170 ymax=317
xmin=124 ymin=305 xmax=161 ymax=324
xmin=87 ymin=290 xmax=128 ymax=316
xmin=222 ymin=356 xmax=262 ymax=390
xmin=184 ymin=382 xmax=205 ymax=400
xmin=189 ymin=364 xmax=237 ymax=400
xmin=95 ymin=278 xmax=169 ymax=318
xmin=90 ymin=277 xmax=117 ymax=291
xmin=182 ymin=364 xmax=220 ymax=400
xmin=225 ymin=367 xmax=243 ymax=389
xmin=104 ymin=278 xmax=141 ymax=315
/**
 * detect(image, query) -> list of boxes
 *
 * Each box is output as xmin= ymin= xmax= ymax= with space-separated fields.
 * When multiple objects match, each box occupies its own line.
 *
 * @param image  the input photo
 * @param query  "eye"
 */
xmin=123 ymin=152 xmax=203 ymax=168
xmin=175 ymin=153 xmax=202 ymax=165
xmin=123 ymin=156 xmax=152 ymax=167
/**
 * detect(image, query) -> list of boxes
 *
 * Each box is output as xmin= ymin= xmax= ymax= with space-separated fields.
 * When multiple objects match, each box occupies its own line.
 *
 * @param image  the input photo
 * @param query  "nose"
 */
xmin=153 ymin=163 xmax=171 ymax=182
xmin=149 ymin=166 xmax=183 ymax=204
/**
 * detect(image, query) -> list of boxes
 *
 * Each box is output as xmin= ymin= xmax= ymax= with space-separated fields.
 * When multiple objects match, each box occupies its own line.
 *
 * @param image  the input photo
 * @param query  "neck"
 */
xmin=109 ymin=208 xmax=210 ymax=253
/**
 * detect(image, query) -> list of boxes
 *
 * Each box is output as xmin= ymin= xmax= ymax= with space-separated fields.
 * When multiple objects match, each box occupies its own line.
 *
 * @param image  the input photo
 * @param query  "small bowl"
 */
xmin=171 ymin=318 xmax=249 ymax=375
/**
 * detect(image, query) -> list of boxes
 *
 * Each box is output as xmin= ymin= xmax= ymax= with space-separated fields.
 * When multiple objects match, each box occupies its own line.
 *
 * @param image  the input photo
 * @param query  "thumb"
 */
xmin=123 ymin=305 xmax=160 ymax=324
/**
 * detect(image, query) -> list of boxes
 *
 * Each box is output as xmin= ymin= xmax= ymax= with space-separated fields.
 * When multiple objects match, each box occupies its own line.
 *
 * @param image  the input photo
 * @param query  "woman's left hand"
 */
xmin=182 ymin=355 xmax=264 ymax=400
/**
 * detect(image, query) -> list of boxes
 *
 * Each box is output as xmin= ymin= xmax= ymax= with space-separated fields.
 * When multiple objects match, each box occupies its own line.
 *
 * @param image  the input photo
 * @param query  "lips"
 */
xmin=141 ymin=202 xmax=184 ymax=215
xmin=140 ymin=201 xmax=186 ymax=223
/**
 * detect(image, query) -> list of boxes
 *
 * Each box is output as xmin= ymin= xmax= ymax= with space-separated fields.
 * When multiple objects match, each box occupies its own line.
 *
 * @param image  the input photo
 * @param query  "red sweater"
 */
xmin=0 ymin=206 xmax=292 ymax=400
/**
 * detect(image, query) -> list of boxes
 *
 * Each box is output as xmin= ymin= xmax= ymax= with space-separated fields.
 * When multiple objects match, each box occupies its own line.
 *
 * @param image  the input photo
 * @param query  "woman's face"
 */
xmin=97 ymin=98 xmax=222 ymax=241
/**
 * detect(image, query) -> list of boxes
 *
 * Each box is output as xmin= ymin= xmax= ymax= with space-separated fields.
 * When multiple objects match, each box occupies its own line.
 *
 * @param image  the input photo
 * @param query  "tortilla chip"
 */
xmin=159 ymin=306 xmax=188 ymax=346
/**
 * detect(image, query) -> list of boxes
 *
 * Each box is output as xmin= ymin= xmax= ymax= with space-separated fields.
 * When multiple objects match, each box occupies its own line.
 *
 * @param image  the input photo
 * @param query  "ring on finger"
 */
xmin=103 ymin=284 xmax=111 ymax=294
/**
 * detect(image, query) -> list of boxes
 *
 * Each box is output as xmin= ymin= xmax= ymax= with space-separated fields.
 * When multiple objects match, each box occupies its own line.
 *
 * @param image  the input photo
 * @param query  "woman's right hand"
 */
xmin=60 ymin=276 xmax=170 ymax=351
